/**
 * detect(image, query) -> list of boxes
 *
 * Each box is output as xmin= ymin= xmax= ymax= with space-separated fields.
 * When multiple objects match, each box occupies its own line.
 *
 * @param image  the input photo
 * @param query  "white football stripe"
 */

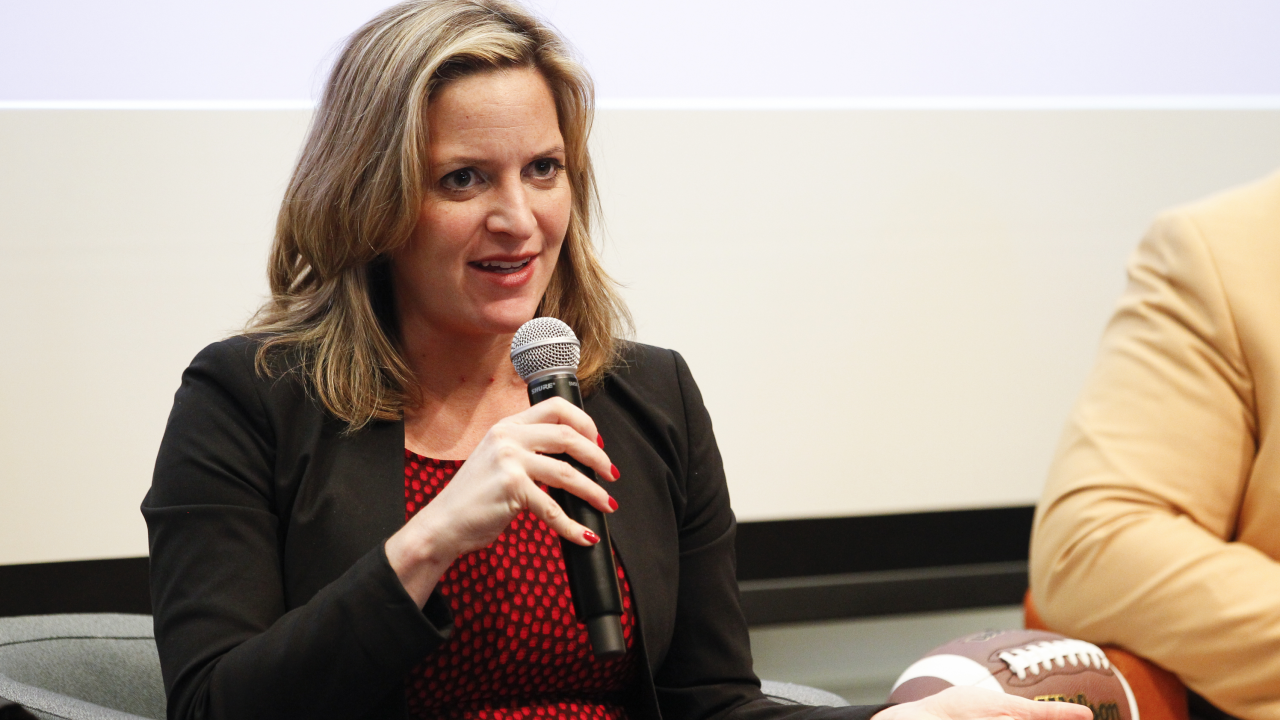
xmin=891 ymin=654 xmax=1005 ymax=693
xmin=1113 ymin=665 xmax=1140 ymax=720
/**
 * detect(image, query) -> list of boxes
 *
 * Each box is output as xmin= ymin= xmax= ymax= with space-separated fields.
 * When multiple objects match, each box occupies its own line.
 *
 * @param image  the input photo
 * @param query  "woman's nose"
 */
xmin=486 ymin=181 xmax=537 ymax=239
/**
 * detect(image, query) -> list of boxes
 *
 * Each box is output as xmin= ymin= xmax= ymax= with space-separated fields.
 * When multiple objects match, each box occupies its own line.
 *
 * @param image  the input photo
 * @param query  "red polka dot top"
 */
xmin=403 ymin=451 xmax=639 ymax=720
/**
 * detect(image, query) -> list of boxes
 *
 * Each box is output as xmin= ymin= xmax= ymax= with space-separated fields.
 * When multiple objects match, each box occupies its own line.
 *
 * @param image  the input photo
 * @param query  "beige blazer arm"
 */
xmin=1031 ymin=199 xmax=1280 ymax=720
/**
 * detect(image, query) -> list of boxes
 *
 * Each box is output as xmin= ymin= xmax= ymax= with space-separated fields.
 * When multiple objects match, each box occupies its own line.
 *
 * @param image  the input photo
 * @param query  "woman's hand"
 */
xmin=385 ymin=397 xmax=617 ymax=606
xmin=872 ymin=688 xmax=1094 ymax=720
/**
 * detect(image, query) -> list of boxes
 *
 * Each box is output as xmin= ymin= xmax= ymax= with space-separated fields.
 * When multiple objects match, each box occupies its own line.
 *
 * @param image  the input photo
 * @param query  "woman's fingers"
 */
xmin=400 ymin=399 xmax=617 ymax=558
xmin=508 ymin=398 xmax=611 ymax=473
xmin=498 ymin=421 xmax=615 ymax=483
xmin=512 ymin=396 xmax=594 ymax=431
xmin=523 ymin=453 xmax=615 ymax=514
xmin=523 ymin=483 xmax=601 ymax=547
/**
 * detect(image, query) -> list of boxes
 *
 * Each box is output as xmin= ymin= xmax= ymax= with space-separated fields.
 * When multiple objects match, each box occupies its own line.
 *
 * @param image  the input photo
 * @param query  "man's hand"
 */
xmin=872 ymin=687 xmax=1095 ymax=720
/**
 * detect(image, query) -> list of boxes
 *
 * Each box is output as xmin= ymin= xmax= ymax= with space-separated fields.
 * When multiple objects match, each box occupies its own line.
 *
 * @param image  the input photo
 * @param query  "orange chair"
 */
xmin=1024 ymin=591 xmax=1188 ymax=720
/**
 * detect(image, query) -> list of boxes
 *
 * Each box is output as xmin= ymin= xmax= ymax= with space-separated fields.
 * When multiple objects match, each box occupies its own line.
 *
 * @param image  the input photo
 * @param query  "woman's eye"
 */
xmin=442 ymin=168 xmax=479 ymax=191
xmin=529 ymin=159 xmax=562 ymax=180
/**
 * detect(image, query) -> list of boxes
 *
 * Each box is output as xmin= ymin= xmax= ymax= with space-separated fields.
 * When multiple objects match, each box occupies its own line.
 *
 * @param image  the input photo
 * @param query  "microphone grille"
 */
xmin=510 ymin=317 xmax=581 ymax=381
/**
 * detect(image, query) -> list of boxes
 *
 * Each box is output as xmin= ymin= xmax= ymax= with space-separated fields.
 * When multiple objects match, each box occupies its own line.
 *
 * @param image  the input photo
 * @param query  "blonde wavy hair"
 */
xmin=248 ymin=0 xmax=630 ymax=429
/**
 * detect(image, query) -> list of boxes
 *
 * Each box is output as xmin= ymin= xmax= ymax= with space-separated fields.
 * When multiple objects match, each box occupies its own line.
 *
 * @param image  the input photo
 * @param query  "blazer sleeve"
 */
xmin=1029 ymin=211 xmax=1280 ymax=720
xmin=142 ymin=339 xmax=452 ymax=720
xmin=653 ymin=351 xmax=885 ymax=720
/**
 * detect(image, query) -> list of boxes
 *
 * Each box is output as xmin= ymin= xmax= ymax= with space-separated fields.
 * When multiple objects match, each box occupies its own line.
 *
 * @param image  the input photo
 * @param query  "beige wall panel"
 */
xmin=590 ymin=109 xmax=1280 ymax=522
xmin=0 ymin=110 xmax=310 ymax=565
xmin=2 ymin=108 xmax=1279 ymax=564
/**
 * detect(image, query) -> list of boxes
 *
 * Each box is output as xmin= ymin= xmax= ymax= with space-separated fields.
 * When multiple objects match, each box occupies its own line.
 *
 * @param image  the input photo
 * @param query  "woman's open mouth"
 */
xmin=471 ymin=258 xmax=532 ymax=275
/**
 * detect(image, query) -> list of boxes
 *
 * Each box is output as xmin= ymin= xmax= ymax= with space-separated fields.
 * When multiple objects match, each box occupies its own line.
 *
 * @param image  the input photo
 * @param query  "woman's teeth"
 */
xmin=475 ymin=258 xmax=531 ymax=274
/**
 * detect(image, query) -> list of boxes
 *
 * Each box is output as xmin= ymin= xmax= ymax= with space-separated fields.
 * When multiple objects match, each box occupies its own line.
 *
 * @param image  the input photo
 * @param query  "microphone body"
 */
xmin=512 ymin=318 xmax=625 ymax=658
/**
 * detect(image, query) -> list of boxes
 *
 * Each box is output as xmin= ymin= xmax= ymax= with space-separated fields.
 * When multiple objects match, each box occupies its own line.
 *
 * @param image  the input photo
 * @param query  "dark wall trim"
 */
xmin=735 ymin=506 xmax=1034 ymax=580
xmin=739 ymin=560 xmax=1028 ymax=625
xmin=0 ymin=557 xmax=151 ymax=618
xmin=0 ymin=506 xmax=1035 ymax=623
xmin=735 ymin=506 xmax=1034 ymax=625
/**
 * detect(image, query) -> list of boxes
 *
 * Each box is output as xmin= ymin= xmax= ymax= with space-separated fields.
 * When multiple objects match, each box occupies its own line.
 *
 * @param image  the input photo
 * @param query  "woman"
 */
xmin=143 ymin=2 xmax=1094 ymax=720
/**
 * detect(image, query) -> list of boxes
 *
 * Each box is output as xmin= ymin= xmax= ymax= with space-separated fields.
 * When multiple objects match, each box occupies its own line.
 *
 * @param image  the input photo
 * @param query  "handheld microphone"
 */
xmin=510 ymin=317 xmax=626 ymax=658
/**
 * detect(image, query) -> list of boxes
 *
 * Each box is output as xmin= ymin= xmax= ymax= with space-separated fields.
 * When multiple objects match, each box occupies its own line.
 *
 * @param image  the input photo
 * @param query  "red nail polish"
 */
xmin=610 ymin=464 xmax=620 ymax=480
xmin=597 ymin=434 xmax=604 ymax=449
xmin=583 ymin=529 xmax=600 ymax=544
xmin=608 ymin=496 xmax=618 ymax=511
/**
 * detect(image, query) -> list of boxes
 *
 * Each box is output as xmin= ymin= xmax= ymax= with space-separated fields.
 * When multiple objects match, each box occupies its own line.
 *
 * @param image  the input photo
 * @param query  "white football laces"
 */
xmin=997 ymin=639 xmax=1111 ymax=680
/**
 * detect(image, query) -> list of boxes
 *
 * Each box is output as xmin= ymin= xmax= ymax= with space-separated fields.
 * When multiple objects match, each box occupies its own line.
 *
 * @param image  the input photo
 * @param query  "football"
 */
xmin=888 ymin=629 xmax=1138 ymax=720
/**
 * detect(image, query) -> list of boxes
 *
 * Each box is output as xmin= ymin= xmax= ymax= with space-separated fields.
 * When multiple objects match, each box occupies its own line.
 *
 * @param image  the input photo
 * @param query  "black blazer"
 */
xmin=143 ymin=337 xmax=880 ymax=720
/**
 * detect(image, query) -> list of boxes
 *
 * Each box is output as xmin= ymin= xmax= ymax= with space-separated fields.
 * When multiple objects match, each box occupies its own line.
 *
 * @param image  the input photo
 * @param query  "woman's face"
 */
xmin=393 ymin=66 xmax=571 ymax=340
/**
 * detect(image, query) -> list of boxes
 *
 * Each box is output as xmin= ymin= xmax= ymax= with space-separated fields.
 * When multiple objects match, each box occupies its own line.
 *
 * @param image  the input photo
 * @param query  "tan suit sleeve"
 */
xmin=1030 ymin=209 xmax=1280 ymax=720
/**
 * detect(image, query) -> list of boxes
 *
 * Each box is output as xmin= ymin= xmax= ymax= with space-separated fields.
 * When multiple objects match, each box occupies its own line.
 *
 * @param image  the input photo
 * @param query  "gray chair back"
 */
xmin=0 ymin=614 xmax=164 ymax=720
xmin=760 ymin=680 xmax=850 ymax=707
xmin=0 ymin=613 xmax=847 ymax=718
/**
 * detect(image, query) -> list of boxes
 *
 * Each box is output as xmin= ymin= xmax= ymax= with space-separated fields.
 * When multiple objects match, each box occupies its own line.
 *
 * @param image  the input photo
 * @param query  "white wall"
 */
xmin=593 ymin=108 xmax=1280 ymax=521
xmin=3 ymin=107 xmax=1279 ymax=566
xmin=0 ymin=110 xmax=308 ymax=565
xmin=4 ymin=2 xmax=1280 ymax=565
